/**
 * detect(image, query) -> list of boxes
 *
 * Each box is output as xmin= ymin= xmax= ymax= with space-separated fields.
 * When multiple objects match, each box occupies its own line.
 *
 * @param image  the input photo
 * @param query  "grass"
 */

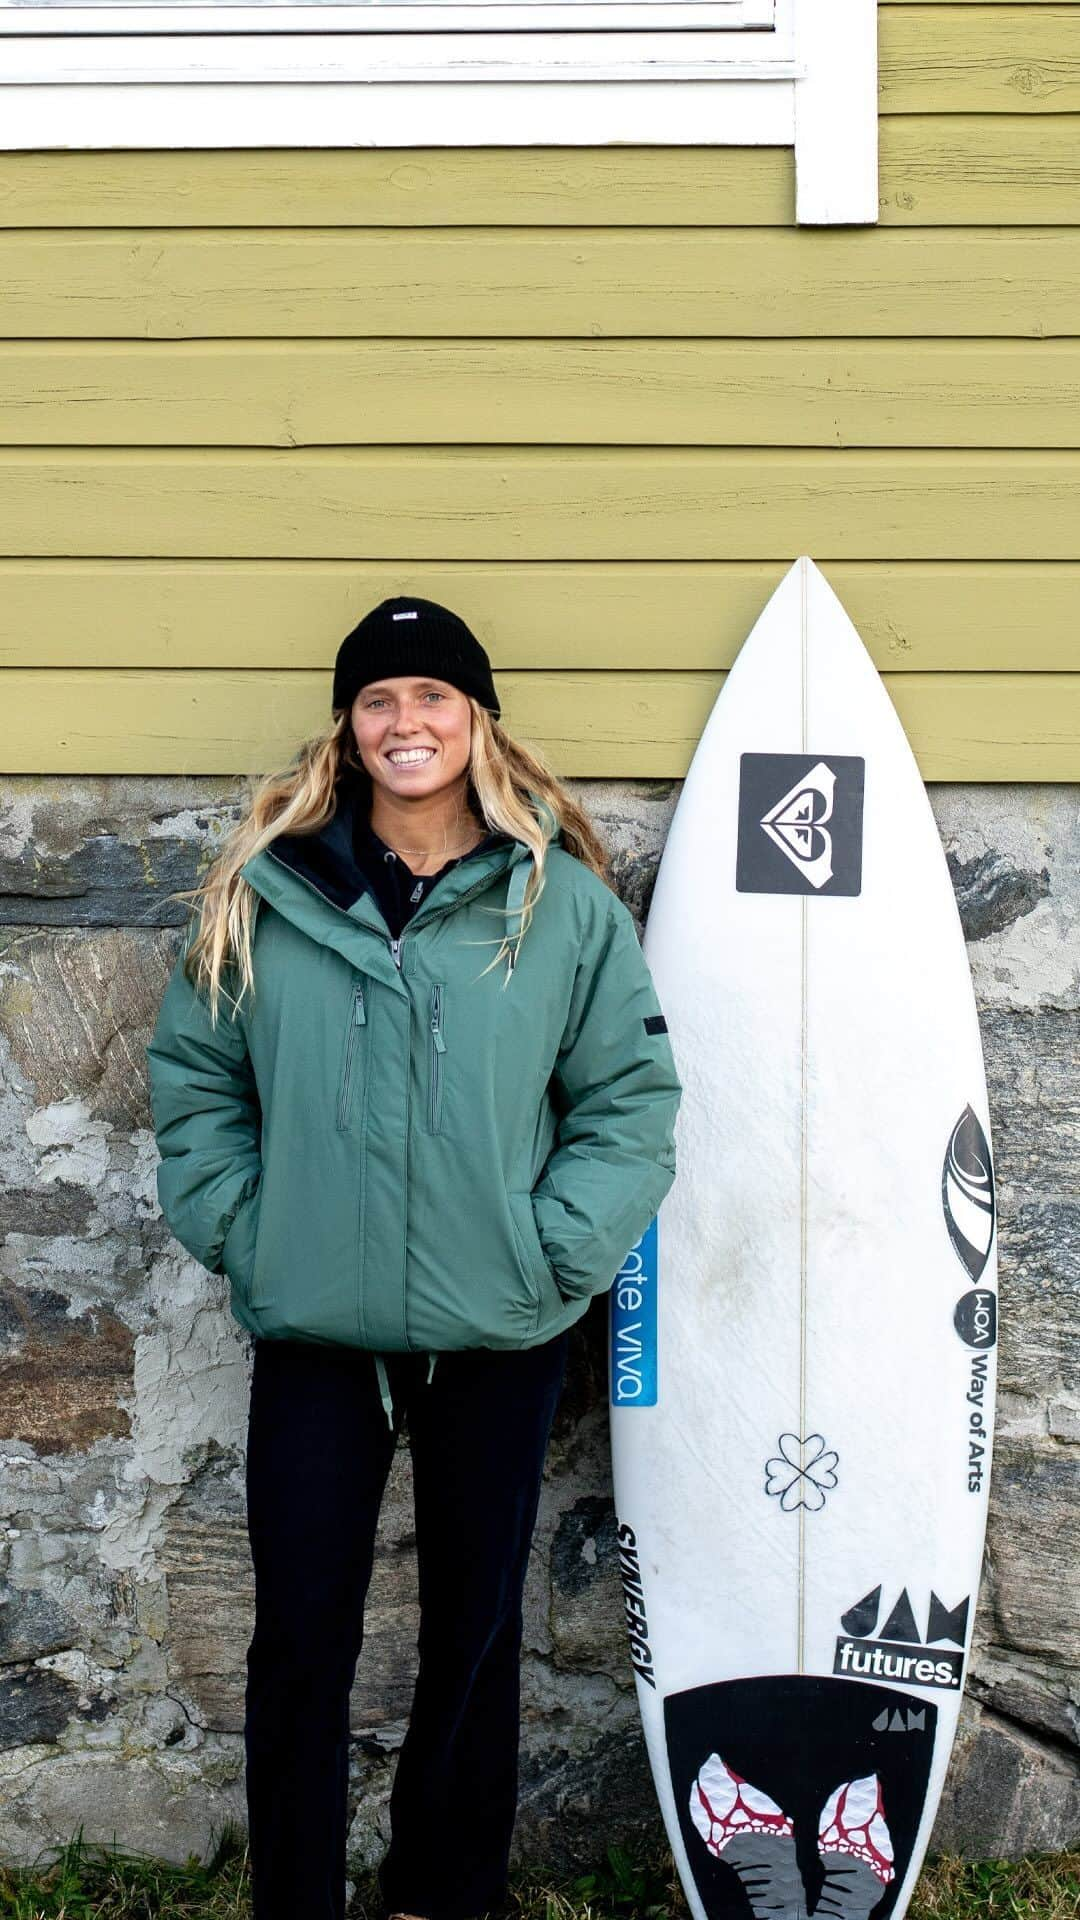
xmin=0 ymin=1824 xmax=1076 ymax=1920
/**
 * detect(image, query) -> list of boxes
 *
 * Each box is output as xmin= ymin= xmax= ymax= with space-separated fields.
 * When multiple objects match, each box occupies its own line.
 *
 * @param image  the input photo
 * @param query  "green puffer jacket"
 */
xmin=146 ymin=787 xmax=682 ymax=1416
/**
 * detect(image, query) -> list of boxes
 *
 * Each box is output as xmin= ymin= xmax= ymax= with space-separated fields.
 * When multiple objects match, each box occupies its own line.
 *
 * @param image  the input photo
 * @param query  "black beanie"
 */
xmin=332 ymin=596 xmax=500 ymax=720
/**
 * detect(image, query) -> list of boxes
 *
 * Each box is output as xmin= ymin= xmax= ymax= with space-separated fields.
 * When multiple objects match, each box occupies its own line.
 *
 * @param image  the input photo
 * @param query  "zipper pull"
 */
xmin=390 ymin=937 xmax=402 ymax=970
xmin=431 ymin=985 xmax=446 ymax=1052
xmin=354 ymin=985 xmax=367 ymax=1024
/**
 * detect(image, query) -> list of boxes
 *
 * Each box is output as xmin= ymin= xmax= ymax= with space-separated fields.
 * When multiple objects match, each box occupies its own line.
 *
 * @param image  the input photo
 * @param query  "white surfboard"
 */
xmin=609 ymin=557 xmax=997 ymax=1920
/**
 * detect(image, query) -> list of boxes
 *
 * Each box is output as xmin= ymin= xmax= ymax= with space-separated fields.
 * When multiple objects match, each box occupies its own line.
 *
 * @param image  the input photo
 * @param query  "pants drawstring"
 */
xmin=373 ymin=1351 xmax=439 ymax=1430
xmin=373 ymin=1353 xmax=394 ymax=1432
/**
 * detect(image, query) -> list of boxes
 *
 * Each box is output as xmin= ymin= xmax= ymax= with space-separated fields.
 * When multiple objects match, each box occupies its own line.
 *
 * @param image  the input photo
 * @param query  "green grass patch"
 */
xmin=0 ymin=1824 xmax=1076 ymax=1920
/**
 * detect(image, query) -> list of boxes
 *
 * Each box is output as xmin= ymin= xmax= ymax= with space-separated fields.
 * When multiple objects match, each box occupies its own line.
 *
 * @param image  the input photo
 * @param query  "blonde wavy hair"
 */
xmin=172 ymin=696 xmax=613 ymax=1027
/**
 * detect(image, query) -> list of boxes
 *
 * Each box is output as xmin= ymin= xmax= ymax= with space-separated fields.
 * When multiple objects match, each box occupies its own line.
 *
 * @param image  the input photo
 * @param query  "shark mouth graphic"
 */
xmin=670 ymin=1679 xmax=930 ymax=1920
xmin=759 ymin=760 xmax=837 ymax=890
xmin=690 ymin=1755 xmax=804 ymax=1917
xmin=691 ymin=1753 xmax=795 ymax=1848
xmin=689 ymin=1758 xmax=897 ymax=1920
xmin=816 ymin=1774 xmax=896 ymax=1920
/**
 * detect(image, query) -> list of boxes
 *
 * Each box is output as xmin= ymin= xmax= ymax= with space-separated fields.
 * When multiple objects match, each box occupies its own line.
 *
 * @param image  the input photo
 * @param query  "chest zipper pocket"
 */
xmin=337 ymin=982 xmax=367 ymax=1131
xmin=430 ymin=983 xmax=446 ymax=1134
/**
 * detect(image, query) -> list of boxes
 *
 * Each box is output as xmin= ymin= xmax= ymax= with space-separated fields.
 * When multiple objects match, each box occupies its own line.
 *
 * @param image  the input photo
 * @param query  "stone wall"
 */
xmin=0 ymin=776 xmax=1075 ymax=1870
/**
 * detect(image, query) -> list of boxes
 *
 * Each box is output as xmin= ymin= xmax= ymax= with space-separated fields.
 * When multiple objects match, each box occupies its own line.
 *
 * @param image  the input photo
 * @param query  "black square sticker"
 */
xmin=736 ymin=753 xmax=865 ymax=897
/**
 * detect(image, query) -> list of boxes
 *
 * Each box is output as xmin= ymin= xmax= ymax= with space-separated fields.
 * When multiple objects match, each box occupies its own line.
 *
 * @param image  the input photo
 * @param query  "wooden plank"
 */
xmin=0 ymin=561 xmax=1076 ymax=673
xmin=0 ymin=147 xmax=793 ymax=229
xmin=3 ymin=231 xmax=1080 ymax=336
xmin=879 ymin=116 xmax=1080 ymax=221
xmin=1 ymin=449 xmax=1078 ymax=559
xmin=0 ymin=118 xmax=1078 ymax=227
xmin=4 ymin=340 xmax=1079 ymax=448
xmin=880 ymin=7 xmax=1080 ymax=112
xmin=1 ymin=668 xmax=1075 ymax=778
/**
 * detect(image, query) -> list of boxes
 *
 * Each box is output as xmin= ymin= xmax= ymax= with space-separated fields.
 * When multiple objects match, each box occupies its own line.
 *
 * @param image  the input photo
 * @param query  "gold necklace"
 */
xmin=385 ymin=828 xmax=485 ymax=867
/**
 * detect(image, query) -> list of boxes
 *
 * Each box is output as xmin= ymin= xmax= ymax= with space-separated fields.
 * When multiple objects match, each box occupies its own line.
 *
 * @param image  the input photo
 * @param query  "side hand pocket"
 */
xmin=508 ymin=1188 xmax=566 ymax=1312
xmin=221 ymin=1174 xmax=263 ymax=1305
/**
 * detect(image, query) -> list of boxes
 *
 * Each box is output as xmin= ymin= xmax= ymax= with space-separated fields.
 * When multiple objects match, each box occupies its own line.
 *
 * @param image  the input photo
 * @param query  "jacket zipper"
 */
xmin=429 ymin=984 xmax=446 ymax=1132
xmin=263 ymin=845 xmax=506 ymax=973
xmin=337 ymin=982 xmax=367 ymax=1130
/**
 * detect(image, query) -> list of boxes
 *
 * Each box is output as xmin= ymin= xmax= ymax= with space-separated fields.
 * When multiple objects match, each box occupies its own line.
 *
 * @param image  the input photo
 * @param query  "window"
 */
xmin=0 ymin=0 xmax=877 ymax=222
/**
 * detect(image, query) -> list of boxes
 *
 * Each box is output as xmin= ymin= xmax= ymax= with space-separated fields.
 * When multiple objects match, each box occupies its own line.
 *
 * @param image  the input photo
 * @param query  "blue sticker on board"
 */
xmin=610 ymin=1215 xmax=658 ymax=1408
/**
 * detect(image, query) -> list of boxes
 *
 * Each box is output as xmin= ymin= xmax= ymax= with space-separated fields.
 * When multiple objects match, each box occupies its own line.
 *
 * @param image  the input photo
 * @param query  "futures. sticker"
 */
xmin=833 ymin=1585 xmax=970 ymax=1693
xmin=737 ymin=753 xmax=865 ymax=897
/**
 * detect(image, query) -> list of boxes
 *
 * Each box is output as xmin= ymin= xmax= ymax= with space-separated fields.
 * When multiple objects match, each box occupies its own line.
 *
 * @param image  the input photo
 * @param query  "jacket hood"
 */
xmin=240 ymin=779 xmax=562 ymax=984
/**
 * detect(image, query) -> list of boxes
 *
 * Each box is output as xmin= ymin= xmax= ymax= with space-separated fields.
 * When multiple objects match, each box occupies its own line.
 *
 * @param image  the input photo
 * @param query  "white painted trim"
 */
xmin=0 ymin=0 xmax=776 ymax=29
xmin=0 ymin=75 xmax=796 ymax=144
xmin=0 ymin=0 xmax=878 ymax=231
xmin=793 ymin=0 xmax=878 ymax=224
xmin=1 ymin=30 xmax=797 ymax=83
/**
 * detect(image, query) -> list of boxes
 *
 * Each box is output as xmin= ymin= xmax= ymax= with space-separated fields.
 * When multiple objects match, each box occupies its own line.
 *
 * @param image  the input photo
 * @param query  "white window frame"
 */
xmin=0 ymin=0 xmax=877 ymax=223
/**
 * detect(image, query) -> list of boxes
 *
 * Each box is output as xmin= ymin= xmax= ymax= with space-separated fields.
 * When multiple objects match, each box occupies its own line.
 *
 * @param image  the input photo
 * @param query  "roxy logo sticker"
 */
xmin=737 ymin=754 xmax=865 ymax=896
xmin=762 ymin=760 xmax=840 ymax=889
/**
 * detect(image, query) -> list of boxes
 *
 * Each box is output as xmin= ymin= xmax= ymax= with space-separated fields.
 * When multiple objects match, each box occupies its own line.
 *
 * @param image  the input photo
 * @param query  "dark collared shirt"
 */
xmin=351 ymin=813 xmax=511 ymax=940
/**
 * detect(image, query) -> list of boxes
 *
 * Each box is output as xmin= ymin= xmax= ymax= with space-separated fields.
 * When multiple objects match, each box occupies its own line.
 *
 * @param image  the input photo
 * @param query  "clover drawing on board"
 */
xmin=764 ymin=1432 xmax=840 ymax=1512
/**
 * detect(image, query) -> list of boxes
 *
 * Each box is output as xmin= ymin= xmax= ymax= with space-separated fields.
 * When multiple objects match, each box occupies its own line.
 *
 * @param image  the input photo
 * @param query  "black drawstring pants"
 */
xmin=242 ymin=1330 xmax=570 ymax=1920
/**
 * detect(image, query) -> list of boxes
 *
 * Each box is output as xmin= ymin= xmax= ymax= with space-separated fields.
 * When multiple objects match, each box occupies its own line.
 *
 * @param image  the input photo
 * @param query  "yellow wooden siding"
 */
xmin=0 ymin=0 xmax=1076 ymax=778
xmin=6 ymin=231 xmax=1080 ymax=336
xmin=2 ymin=343 xmax=1079 ymax=447
xmin=4 ymin=671 xmax=1076 ymax=780
xmin=1 ymin=137 xmax=1079 ymax=228
xmin=0 ymin=562 xmax=1073 ymax=672
xmin=2 ymin=450 xmax=1079 ymax=560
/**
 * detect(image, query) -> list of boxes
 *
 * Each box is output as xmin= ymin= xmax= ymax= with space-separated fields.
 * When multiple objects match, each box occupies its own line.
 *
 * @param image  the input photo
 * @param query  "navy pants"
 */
xmin=243 ymin=1330 xmax=570 ymax=1920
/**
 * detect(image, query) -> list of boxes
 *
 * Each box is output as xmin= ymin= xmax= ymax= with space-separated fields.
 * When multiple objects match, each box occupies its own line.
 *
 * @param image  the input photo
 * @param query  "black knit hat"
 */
xmin=332 ymin=595 xmax=500 ymax=720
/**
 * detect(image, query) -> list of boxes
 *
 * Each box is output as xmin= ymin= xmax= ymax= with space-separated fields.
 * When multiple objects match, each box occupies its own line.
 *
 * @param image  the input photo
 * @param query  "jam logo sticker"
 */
xmin=942 ymin=1105 xmax=995 ymax=1284
xmin=616 ymin=1520 xmax=656 ymax=1690
xmin=736 ymin=754 xmax=865 ymax=897
xmin=666 ymin=1675 xmax=936 ymax=1920
xmin=833 ymin=1586 xmax=970 ymax=1693
xmin=610 ymin=1216 xmax=658 ymax=1408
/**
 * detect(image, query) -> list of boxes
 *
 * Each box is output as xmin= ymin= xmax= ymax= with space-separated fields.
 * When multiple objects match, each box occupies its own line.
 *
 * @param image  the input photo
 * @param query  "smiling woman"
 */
xmin=349 ymin=670 xmax=487 ymax=871
xmin=144 ymin=591 xmax=683 ymax=1920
